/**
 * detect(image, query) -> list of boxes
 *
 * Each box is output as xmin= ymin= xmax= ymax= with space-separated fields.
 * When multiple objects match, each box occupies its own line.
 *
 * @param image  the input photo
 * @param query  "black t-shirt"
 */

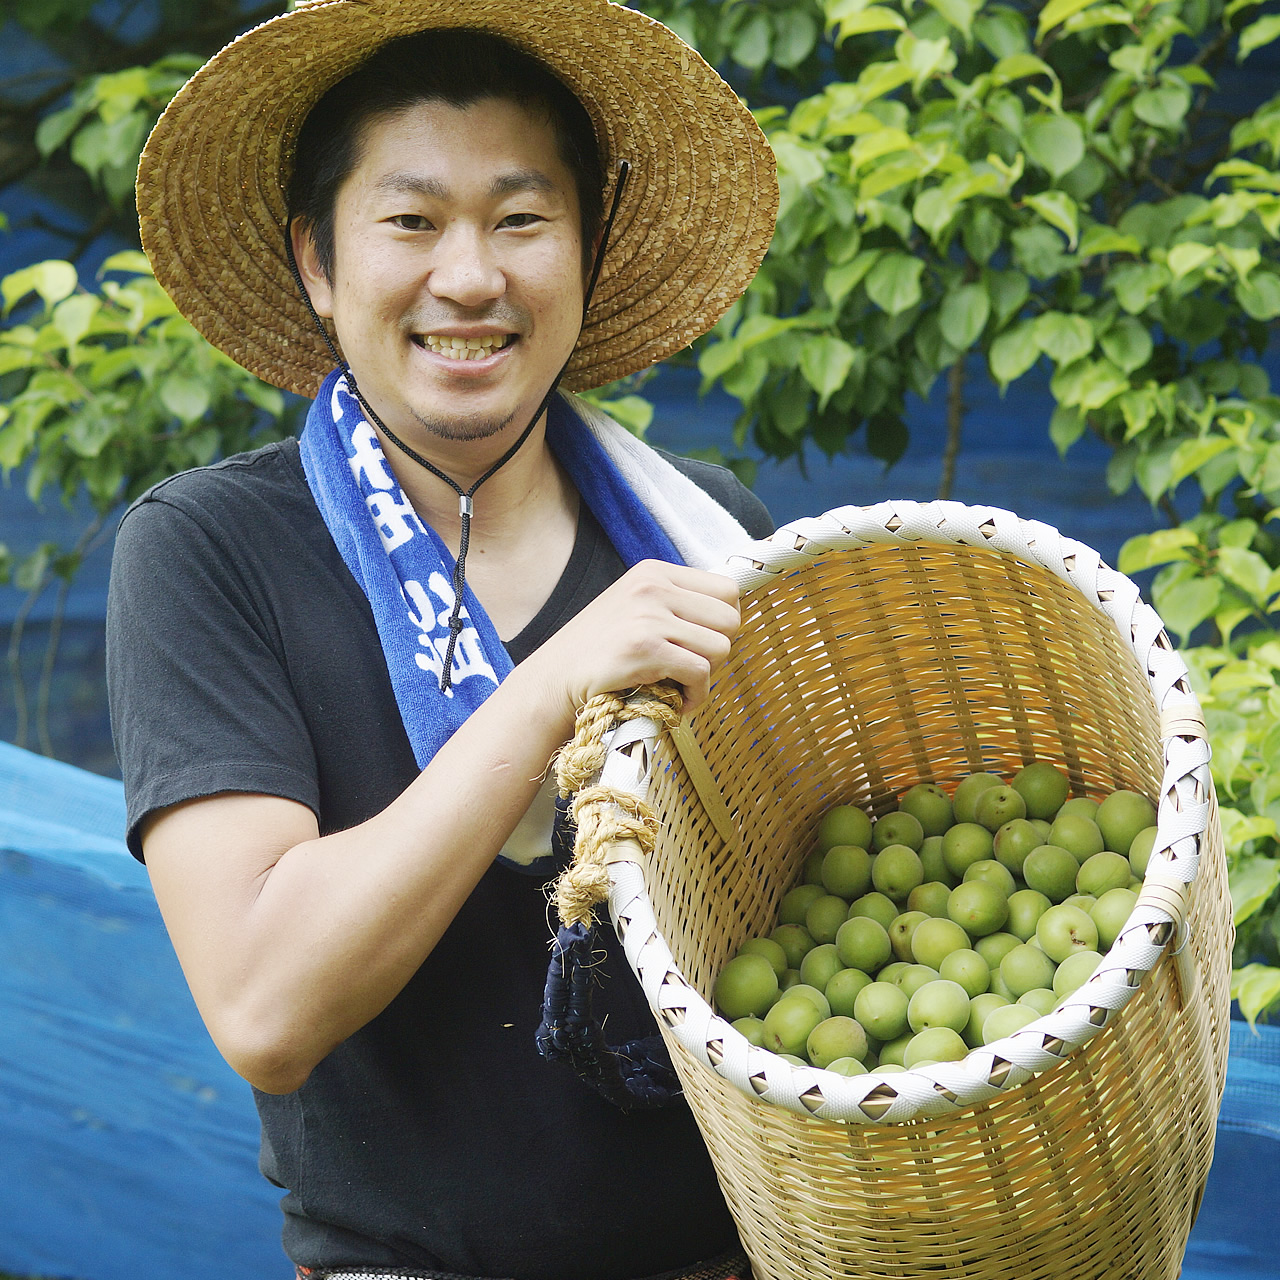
xmin=106 ymin=434 xmax=772 ymax=1279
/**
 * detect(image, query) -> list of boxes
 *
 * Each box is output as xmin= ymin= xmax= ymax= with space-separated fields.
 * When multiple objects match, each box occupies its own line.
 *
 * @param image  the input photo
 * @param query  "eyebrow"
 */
xmin=372 ymin=168 xmax=559 ymax=200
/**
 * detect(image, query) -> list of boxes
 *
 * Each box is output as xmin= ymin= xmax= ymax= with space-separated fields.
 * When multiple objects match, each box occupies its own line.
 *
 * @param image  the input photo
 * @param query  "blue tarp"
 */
xmin=2 ymin=740 xmax=1278 ymax=1280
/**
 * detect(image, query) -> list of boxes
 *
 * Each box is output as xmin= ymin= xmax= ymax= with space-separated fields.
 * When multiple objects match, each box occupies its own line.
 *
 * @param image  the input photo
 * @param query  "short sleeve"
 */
xmin=107 ymin=495 xmax=320 ymax=859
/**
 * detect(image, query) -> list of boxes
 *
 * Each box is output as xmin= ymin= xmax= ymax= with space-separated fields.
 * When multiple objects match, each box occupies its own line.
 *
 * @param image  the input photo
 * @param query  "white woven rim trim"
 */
xmin=599 ymin=500 xmax=1212 ymax=1125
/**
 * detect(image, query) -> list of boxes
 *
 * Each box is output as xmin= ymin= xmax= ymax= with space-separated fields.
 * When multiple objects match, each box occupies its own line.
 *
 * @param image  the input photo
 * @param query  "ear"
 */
xmin=289 ymin=217 xmax=335 ymax=319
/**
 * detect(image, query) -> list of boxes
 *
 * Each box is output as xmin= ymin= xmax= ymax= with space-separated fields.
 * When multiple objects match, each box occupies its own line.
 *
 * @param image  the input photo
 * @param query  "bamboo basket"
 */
xmin=564 ymin=500 xmax=1231 ymax=1280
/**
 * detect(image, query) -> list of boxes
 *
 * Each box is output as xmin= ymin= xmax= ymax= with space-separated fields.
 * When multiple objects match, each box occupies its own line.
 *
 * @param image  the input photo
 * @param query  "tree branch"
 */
xmin=939 ymin=358 xmax=964 ymax=501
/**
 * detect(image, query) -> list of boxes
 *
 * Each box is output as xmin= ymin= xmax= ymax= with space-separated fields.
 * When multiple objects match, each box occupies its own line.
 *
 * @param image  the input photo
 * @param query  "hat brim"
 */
xmin=136 ymin=0 xmax=778 ymax=397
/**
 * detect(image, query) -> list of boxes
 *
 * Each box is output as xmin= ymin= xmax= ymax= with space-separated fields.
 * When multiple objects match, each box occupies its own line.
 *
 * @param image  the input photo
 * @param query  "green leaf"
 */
xmin=825 ymin=250 xmax=882 ymax=308
xmin=1133 ymin=81 xmax=1193 ymax=129
xmin=865 ymin=252 xmax=925 ymax=315
xmin=990 ymin=53 xmax=1056 ymax=85
xmin=1238 ymin=14 xmax=1280 ymax=61
xmin=1167 ymin=242 xmax=1216 ymax=281
xmin=1098 ymin=317 xmax=1153 ymax=373
xmin=832 ymin=5 xmax=906 ymax=40
xmin=938 ymin=283 xmax=990 ymax=349
xmin=988 ymin=320 xmax=1039 ymax=388
xmin=35 ymin=102 xmax=90 ymax=157
xmin=1049 ymin=404 xmax=1086 ymax=455
xmin=1109 ymin=262 xmax=1171 ymax=314
xmin=1033 ymin=312 xmax=1094 ymax=365
xmin=99 ymin=250 xmax=151 ymax=277
xmin=1237 ymin=272 xmax=1280 ymax=320
xmin=159 ymin=375 xmax=211 ymax=424
xmin=772 ymin=10 xmax=819 ymax=68
xmin=1023 ymin=190 xmax=1078 ymax=248
xmin=925 ymin=0 xmax=976 ymax=38
xmin=1219 ymin=545 xmax=1273 ymax=605
xmin=2 ymin=260 xmax=78 ymax=313
xmin=1036 ymin=0 xmax=1103 ymax=41
xmin=1232 ymin=964 xmax=1280 ymax=1025
xmin=1118 ymin=528 xmax=1199 ymax=574
xmin=799 ymin=334 xmax=858 ymax=410
xmin=1233 ymin=852 xmax=1280 ymax=922
xmin=1154 ymin=574 xmax=1222 ymax=643
xmin=1167 ymin=436 xmax=1235 ymax=491
xmin=733 ymin=11 xmax=772 ymax=69
xmin=1022 ymin=114 xmax=1085 ymax=179
xmin=51 ymin=294 xmax=98 ymax=350
xmin=986 ymin=268 xmax=1030 ymax=326
xmin=1052 ymin=357 xmax=1128 ymax=411
xmin=1078 ymin=226 xmax=1142 ymax=258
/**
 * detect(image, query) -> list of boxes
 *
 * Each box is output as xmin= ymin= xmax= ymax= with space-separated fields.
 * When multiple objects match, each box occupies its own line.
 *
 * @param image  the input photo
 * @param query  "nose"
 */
xmin=428 ymin=222 xmax=505 ymax=308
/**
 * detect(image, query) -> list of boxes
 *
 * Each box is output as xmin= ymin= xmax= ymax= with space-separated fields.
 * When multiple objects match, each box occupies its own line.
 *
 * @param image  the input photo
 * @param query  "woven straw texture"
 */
xmin=576 ymin=501 xmax=1230 ymax=1280
xmin=136 ymin=0 xmax=777 ymax=397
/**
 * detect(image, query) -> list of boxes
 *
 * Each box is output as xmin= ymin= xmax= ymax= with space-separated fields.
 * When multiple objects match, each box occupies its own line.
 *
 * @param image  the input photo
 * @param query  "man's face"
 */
xmin=298 ymin=97 xmax=586 ymax=447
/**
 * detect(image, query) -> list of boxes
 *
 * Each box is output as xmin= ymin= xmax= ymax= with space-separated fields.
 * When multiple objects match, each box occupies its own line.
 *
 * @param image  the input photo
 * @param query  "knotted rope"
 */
xmin=551 ymin=684 xmax=683 ymax=929
xmin=537 ymin=683 xmax=685 ymax=1111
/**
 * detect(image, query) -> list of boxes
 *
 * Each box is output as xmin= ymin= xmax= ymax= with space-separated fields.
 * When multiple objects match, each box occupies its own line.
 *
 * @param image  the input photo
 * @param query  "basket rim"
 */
xmin=595 ymin=499 xmax=1218 ymax=1126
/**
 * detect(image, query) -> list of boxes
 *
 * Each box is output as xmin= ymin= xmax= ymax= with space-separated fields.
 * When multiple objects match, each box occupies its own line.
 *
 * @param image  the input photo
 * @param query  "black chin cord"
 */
xmin=285 ymin=160 xmax=630 ymax=691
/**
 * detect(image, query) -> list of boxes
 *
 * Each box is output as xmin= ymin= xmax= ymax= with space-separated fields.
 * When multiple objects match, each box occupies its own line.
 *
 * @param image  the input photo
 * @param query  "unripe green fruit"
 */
xmin=899 ymin=783 xmax=954 ymax=837
xmin=801 ymin=848 xmax=826 ymax=886
xmin=1036 ymin=903 xmax=1099 ymax=963
xmin=847 ymin=891 xmax=899 ymax=932
xmin=1129 ymin=826 xmax=1158 ymax=878
xmin=806 ymin=894 xmax=853 ymax=945
xmin=778 ymin=1054 xmax=809 ymax=1066
xmin=973 ymin=785 xmax=1027 ymax=833
xmin=835 ymin=915 xmax=893 ymax=973
xmin=873 ymin=810 xmax=925 ymax=852
xmin=982 ymin=1003 xmax=1040 ymax=1044
xmin=1023 ymin=844 xmax=1079 ymax=902
xmin=736 ymin=936 xmax=788 ymax=978
xmin=1091 ymin=887 xmax=1138 ymax=951
xmin=965 ymin=992 xmax=1009 ymax=1047
xmin=888 ymin=910 xmax=930 ymax=963
xmin=824 ymin=1056 xmax=869 ymax=1076
xmin=999 ymin=943 xmax=1056 ymax=998
xmin=1011 ymin=761 xmax=1070 ymax=821
xmin=904 ymin=1026 xmax=968 ymax=1067
xmin=878 ymin=961 xmax=911 ymax=986
xmin=1077 ymin=851 xmax=1131 ymax=898
xmin=1018 ymin=987 xmax=1058 ymax=1016
xmin=818 ymin=804 xmax=873 ymax=854
xmin=908 ymin=979 xmax=971 ymax=1034
xmin=732 ymin=1016 xmax=768 ymax=1046
xmin=872 ymin=844 xmax=925 ymax=902
xmin=780 ymin=968 xmax=801 ymax=990
xmin=1006 ymin=888 xmax=1052 ymax=941
xmin=713 ymin=954 xmax=780 ymax=1019
xmin=807 ymin=1015 xmax=869 ymax=1068
xmin=908 ymin=880 xmax=953 ymax=918
xmin=799 ymin=942 xmax=845 ymax=991
xmin=952 ymin=772 xmax=1005 ymax=824
xmin=989 ymin=969 xmax=1015 ymax=1001
xmin=963 ymin=859 xmax=1017 ymax=899
xmin=942 ymin=822 xmax=996 ymax=878
xmin=825 ymin=966 xmax=874 ymax=1018
xmin=770 ymin=923 xmax=816 ymax=969
xmin=911 ymin=916 xmax=971 ymax=969
xmin=897 ymin=964 xmax=941 ymax=998
xmin=821 ymin=844 xmax=873 ymax=900
xmin=854 ymin=981 xmax=910 ymax=1041
xmin=994 ymin=818 xmax=1042 ymax=876
xmin=1053 ymin=949 xmax=1102 ymax=997
xmin=1062 ymin=894 xmax=1097 ymax=914
xmin=1048 ymin=813 xmax=1105 ymax=865
xmin=1096 ymin=789 xmax=1157 ymax=855
xmin=939 ymin=948 xmax=990 ymax=998
xmin=785 ymin=983 xmax=831 ymax=1019
xmin=947 ymin=879 xmax=1009 ymax=937
xmin=779 ymin=883 xmax=826 ymax=925
xmin=974 ymin=931 xmax=1021 ymax=970
xmin=1057 ymin=797 xmax=1098 ymax=822
xmin=877 ymin=1031 xmax=913 ymax=1067
xmin=918 ymin=836 xmax=956 ymax=886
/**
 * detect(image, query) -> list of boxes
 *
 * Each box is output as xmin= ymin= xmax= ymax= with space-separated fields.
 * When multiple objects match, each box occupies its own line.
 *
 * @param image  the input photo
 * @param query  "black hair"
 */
xmin=288 ymin=28 xmax=605 ymax=281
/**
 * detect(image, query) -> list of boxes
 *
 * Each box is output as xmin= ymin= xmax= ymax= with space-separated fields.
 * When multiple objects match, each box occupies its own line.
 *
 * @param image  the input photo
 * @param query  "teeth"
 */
xmin=418 ymin=334 xmax=509 ymax=360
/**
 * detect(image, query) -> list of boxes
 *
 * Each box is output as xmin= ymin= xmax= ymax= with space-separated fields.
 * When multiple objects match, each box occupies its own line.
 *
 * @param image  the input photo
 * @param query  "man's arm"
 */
xmin=141 ymin=559 xmax=739 ymax=1094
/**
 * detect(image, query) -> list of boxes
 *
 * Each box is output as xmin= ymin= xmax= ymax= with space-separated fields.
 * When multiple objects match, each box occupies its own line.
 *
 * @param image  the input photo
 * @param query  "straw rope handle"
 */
xmin=561 ymin=500 xmax=1219 ymax=1125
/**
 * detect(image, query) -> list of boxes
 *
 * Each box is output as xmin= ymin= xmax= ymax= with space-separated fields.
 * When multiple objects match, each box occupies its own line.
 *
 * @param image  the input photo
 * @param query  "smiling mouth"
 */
xmin=414 ymin=333 xmax=515 ymax=360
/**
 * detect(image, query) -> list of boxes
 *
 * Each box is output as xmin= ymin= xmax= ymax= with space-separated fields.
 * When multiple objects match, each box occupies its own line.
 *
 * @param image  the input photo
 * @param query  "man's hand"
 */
xmin=530 ymin=559 xmax=741 ymax=717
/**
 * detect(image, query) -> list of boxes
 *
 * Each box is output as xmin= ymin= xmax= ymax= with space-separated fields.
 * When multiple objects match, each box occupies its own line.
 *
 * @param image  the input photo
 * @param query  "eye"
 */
xmin=391 ymin=214 xmax=433 ymax=231
xmin=500 ymin=212 xmax=543 ymax=229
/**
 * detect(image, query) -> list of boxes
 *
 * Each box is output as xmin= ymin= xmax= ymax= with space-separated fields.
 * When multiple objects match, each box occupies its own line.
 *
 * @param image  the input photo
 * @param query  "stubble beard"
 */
xmin=409 ymin=404 xmax=521 ymax=444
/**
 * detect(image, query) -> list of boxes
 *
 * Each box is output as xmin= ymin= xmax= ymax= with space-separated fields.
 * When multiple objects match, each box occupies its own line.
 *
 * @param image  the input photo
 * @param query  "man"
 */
xmin=109 ymin=2 xmax=777 ymax=1277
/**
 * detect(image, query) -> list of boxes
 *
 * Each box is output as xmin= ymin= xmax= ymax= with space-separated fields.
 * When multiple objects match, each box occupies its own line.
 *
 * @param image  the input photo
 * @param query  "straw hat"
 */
xmin=136 ymin=0 xmax=779 ymax=398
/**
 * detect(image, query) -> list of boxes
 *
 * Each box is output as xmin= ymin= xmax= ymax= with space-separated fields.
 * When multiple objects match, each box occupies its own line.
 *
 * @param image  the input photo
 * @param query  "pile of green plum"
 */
xmin=712 ymin=763 xmax=1158 ymax=1075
